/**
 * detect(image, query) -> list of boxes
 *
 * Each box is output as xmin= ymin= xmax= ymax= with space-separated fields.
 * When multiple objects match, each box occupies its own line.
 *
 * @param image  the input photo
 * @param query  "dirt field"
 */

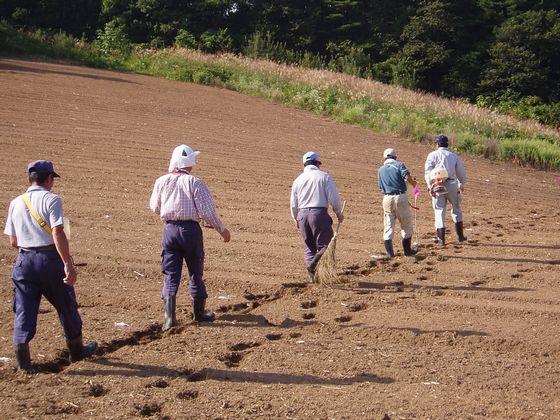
xmin=0 ymin=57 xmax=559 ymax=419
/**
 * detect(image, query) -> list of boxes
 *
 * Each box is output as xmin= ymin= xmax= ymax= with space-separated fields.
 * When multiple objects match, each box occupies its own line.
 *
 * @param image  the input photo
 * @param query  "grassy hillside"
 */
xmin=2 ymin=22 xmax=560 ymax=171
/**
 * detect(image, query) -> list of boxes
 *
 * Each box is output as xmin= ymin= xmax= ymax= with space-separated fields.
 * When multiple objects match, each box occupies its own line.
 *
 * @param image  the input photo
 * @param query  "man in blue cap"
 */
xmin=290 ymin=152 xmax=344 ymax=282
xmin=4 ymin=161 xmax=97 ymax=371
xmin=424 ymin=135 xmax=468 ymax=245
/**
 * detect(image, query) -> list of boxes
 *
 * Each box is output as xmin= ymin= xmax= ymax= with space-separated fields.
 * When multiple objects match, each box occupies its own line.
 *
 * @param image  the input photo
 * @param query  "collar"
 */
xmin=170 ymin=169 xmax=190 ymax=175
xmin=304 ymin=165 xmax=319 ymax=172
xmin=384 ymin=158 xmax=397 ymax=165
xmin=438 ymin=147 xmax=448 ymax=150
xmin=26 ymin=186 xmax=48 ymax=192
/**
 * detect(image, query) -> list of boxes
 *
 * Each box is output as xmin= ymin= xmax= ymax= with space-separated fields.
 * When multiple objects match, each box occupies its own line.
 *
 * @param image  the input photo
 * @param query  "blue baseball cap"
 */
xmin=27 ymin=160 xmax=60 ymax=177
xmin=435 ymin=135 xmax=449 ymax=147
xmin=302 ymin=151 xmax=321 ymax=164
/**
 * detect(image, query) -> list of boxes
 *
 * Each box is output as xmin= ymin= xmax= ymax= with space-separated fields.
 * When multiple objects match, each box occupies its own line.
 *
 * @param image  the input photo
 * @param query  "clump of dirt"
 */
xmin=301 ymin=300 xmax=318 ymax=309
xmin=302 ymin=313 xmax=315 ymax=319
xmin=347 ymin=302 xmax=367 ymax=312
xmin=265 ymin=333 xmax=282 ymax=341
xmin=146 ymin=379 xmax=169 ymax=388
xmin=334 ymin=315 xmax=352 ymax=323
xmin=218 ymin=352 xmax=243 ymax=367
xmin=87 ymin=383 xmax=108 ymax=397
xmin=183 ymin=369 xmax=206 ymax=382
xmin=177 ymin=390 xmax=199 ymax=400
xmin=133 ymin=402 xmax=161 ymax=417
xmin=228 ymin=341 xmax=261 ymax=351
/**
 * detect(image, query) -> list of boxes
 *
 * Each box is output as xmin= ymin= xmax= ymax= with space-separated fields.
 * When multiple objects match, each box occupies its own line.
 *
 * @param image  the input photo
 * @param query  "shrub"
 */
xmin=175 ymin=29 xmax=197 ymax=49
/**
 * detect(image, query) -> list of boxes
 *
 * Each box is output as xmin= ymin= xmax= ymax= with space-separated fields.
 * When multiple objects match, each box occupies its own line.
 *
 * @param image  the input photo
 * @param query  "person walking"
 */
xmin=290 ymin=151 xmax=344 ymax=283
xmin=150 ymin=146 xmax=231 ymax=330
xmin=424 ymin=135 xmax=467 ymax=246
xmin=3 ymin=161 xmax=97 ymax=372
xmin=377 ymin=148 xmax=419 ymax=257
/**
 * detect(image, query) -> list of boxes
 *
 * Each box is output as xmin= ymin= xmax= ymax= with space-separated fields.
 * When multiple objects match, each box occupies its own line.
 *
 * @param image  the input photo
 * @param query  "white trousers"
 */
xmin=383 ymin=193 xmax=413 ymax=241
xmin=432 ymin=179 xmax=463 ymax=229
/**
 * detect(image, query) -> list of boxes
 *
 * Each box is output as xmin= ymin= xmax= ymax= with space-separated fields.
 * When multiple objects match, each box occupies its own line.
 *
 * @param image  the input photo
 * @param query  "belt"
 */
xmin=19 ymin=245 xmax=56 ymax=252
xmin=165 ymin=220 xmax=199 ymax=225
xmin=384 ymin=192 xmax=404 ymax=196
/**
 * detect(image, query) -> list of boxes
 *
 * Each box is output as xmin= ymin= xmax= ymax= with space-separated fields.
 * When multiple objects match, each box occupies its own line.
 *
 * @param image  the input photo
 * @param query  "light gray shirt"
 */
xmin=4 ymin=186 xmax=64 ymax=247
xmin=290 ymin=165 xmax=342 ymax=220
xmin=424 ymin=147 xmax=467 ymax=187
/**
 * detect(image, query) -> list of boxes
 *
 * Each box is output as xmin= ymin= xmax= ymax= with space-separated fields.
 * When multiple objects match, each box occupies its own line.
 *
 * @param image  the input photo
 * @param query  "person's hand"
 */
xmin=220 ymin=228 xmax=231 ymax=243
xmin=460 ymin=186 xmax=465 ymax=194
xmin=413 ymin=186 xmax=420 ymax=200
xmin=63 ymin=264 xmax=77 ymax=286
xmin=337 ymin=213 xmax=344 ymax=223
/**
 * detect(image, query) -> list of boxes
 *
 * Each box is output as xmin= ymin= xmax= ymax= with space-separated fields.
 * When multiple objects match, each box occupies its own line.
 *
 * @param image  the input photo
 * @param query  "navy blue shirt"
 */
xmin=377 ymin=159 xmax=410 ymax=194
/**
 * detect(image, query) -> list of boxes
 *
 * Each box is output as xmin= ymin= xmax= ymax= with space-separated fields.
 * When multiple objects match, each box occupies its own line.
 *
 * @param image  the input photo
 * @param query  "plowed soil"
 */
xmin=1 ymin=58 xmax=559 ymax=419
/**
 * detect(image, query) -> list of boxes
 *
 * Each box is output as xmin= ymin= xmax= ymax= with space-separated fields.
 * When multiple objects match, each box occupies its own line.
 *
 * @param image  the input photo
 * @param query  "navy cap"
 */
xmin=435 ymin=135 xmax=449 ymax=147
xmin=27 ymin=160 xmax=60 ymax=177
xmin=302 ymin=151 xmax=321 ymax=164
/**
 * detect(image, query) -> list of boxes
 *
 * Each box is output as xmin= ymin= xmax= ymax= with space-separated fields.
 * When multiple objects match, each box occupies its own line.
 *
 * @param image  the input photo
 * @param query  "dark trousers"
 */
xmin=12 ymin=249 xmax=82 ymax=345
xmin=297 ymin=207 xmax=333 ymax=266
xmin=161 ymin=221 xmax=207 ymax=299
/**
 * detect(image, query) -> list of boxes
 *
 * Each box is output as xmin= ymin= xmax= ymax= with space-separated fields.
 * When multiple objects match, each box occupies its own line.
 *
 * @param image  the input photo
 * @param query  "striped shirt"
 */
xmin=149 ymin=171 xmax=225 ymax=233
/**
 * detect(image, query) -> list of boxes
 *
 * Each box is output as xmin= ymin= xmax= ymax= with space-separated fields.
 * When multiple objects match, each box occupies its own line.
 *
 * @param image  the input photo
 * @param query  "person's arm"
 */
xmin=401 ymin=163 xmax=417 ymax=188
xmin=326 ymin=175 xmax=343 ymax=223
xmin=52 ymin=226 xmax=77 ymax=285
xmin=4 ymin=201 xmax=17 ymax=248
xmin=149 ymin=178 xmax=162 ymax=214
xmin=290 ymin=181 xmax=299 ymax=225
xmin=406 ymin=175 xmax=417 ymax=188
xmin=8 ymin=235 xmax=17 ymax=248
xmin=193 ymin=180 xmax=230 ymax=242
xmin=424 ymin=153 xmax=435 ymax=188
xmin=456 ymin=156 xmax=467 ymax=192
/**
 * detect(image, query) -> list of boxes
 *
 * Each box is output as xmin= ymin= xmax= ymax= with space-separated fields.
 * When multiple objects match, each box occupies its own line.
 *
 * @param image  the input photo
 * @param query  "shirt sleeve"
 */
xmin=456 ymin=156 xmax=467 ymax=187
xmin=424 ymin=153 xmax=436 ymax=187
xmin=326 ymin=175 xmax=342 ymax=215
xmin=48 ymin=195 xmax=64 ymax=228
xmin=290 ymin=180 xmax=299 ymax=221
xmin=193 ymin=180 xmax=225 ymax=233
xmin=149 ymin=178 xmax=162 ymax=214
xmin=3 ymin=200 xmax=15 ymax=236
xmin=399 ymin=163 xmax=410 ymax=180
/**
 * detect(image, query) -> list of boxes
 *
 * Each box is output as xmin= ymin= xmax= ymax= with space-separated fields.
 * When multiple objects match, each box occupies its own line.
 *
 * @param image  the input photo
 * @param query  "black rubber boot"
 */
xmin=162 ymin=295 xmax=177 ymax=331
xmin=402 ymin=238 xmax=417 ymax=256
xmin=14 ymin=343 xmax=32 ymax=372
xmin=384 ymin=240 xmax=395 ymax=257
xmin=192 ymin=298 xmax=216 ymax=323
xmin=455 ymin=222 xmax=467 ymax=242
xmin=67 ymin=336 xmax=98 ymax=363
xmin=436 ymin=228 xmax=446 ymax=246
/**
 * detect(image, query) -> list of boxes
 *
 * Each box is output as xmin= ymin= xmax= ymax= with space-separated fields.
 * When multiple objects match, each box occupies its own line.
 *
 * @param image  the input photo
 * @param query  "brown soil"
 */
xmin=1 ymin=58 xmax=559 ymax=419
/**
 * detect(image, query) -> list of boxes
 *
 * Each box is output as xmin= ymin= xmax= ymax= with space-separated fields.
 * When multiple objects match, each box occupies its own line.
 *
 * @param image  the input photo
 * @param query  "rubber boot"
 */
xmin=14 ymin=343 xmax=32 ymax=372
xmin=67 ymin=336 xmax=98 ymax=363
xmin=384 ymin=240 xmax=395 ymax=258
xmin=162 ymin=295 xmax=177 ymax=331
xmin=455 ymin=221 xmax=467 ymax=242
xmin=402 ymin=237 xmax=417 ymax=256
xmin=306 ymin=267 xmax=316 ymax=283
xmin=436 ymin=228 xmax=446 ymax=246
xmin=192 ymin=298 xmax=216 ymax=323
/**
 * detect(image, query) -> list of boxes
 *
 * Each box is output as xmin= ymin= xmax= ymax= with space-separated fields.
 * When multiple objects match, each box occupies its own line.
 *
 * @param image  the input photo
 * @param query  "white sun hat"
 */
xmin=383 ymin=148 xmax=397 ymax=159
xmin=168 ymin=144 xmax=201 ymax=171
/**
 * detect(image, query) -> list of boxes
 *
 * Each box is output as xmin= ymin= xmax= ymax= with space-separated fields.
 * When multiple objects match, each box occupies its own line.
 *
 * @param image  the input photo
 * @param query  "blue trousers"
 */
xmin=12 ymin=249 xmax=82 ymax=345
xmin=297 ymin=207 xmax=333 ymax=266
xmin=161 ymin=221 xmax=207 ymax=299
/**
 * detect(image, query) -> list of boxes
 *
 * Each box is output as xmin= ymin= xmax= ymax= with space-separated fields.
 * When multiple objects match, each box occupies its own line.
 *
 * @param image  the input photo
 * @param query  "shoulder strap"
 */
xmin=21 ymin=193 xmax=52 ymax=235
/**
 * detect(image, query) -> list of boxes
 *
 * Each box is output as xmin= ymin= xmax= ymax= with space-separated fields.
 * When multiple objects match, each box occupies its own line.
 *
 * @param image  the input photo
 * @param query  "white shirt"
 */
xmin=290 ymin=165 xmax=342 ymax=220
xmin=424 ymin=147 xmax=467 ymax=187
xmin=4 ymin=186 xmax=64 ymax=247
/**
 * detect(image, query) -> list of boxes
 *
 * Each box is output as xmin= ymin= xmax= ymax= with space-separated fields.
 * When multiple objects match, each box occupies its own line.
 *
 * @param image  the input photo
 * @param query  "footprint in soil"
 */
xmin=265 ymin=333 xmax=282 ymax=341
xmin=183 ymin=369 xmax=206 ymax=382
xmin=347 ymin=302 xmax=367 ymax=312
xmin=511 ymin=273 xmax=523 ymax=278
xmin=302 ymin=313 xmax=315 ymax=320
xmin=417 ymin=275 xmax=428 ymax=281
xmin=228 ymin=341 xmax=261 ymax=352
xmin=133 ymin=402 xmax=161 ymax=417
xmin=87 ymin=383 xmax=108 ymax=397
xmin=177 ymin=390 xmax=199 ymax=400
xmin=301 ymin=300 xmax=318 ymax=309
xmin=334 ymin=315 xmax=352 ymax=323
xmin=470 ymin=280 xmax=487 ymax=286
xmin=218 ymin=352 xmax=243 ymax=367
xmin=146 ymin=379 xmax=169 ymax=388
xmin=289 ymin=332 xmax=302 ymax=338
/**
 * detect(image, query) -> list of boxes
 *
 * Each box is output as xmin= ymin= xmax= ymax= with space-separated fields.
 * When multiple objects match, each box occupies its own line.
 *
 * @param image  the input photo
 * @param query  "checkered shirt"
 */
xmin=150 ymin=172 xmax=225 ymax=233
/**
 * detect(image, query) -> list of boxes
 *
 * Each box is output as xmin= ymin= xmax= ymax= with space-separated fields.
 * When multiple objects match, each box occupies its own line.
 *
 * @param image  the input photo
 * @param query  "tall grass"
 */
xmin=2 ymin=22 xmax=560 ymax=171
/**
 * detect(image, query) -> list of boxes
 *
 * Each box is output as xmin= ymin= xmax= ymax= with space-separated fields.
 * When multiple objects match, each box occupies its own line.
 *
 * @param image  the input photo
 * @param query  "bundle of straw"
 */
xmin=315 ymin=201 xmax=346 ymax=286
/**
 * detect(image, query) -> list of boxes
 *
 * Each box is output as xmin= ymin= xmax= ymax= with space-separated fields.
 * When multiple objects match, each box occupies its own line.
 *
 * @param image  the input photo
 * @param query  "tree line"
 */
xmin=2 ymin=0 xmax=560 ymax=126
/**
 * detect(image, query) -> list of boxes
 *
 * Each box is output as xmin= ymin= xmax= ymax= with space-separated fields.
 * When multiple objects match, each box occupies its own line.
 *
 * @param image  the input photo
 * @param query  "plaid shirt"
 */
xmin=150 ymin=171 xmax=225 ymax=233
